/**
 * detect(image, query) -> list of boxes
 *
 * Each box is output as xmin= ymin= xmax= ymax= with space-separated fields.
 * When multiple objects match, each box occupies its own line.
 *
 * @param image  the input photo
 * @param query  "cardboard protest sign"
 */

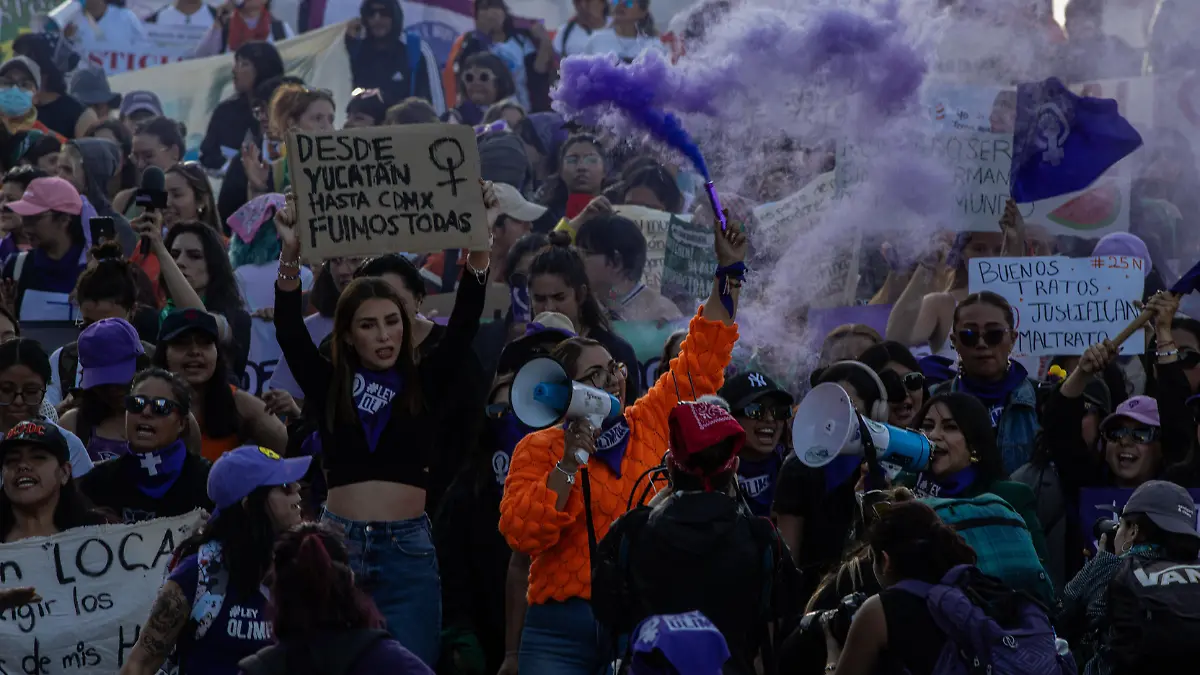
xmin=0 ymin=511 xmax=203 ymax=674
xmin=612 ymin=205 xmax=671 ymax=292
xmin=753 ymin=172 xmax=859 ymax=308
xmin=286 ymin=124 xmax=489 ymax=260
xmin=968 ymin=255 xmax=1146 ymax=357
xmin=660 ymin=214 xmax=714 ymax=303
xmin=1079 ymin=487 xmax=1200 ymax=555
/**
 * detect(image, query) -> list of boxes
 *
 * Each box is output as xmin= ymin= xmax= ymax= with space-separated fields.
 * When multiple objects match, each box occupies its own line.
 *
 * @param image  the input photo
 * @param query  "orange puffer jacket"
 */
xmin=499 ymin=309 xmax=738 ymax=605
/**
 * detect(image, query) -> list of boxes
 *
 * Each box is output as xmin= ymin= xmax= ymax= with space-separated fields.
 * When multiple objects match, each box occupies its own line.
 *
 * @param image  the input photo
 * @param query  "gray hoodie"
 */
xmin=68 ymin=137 xmax=137 ymax=255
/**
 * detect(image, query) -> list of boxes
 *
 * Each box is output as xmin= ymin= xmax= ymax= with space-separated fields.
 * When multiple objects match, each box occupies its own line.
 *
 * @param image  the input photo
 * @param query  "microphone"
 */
xmin=134 ymin=167 xmax=168 ymax=256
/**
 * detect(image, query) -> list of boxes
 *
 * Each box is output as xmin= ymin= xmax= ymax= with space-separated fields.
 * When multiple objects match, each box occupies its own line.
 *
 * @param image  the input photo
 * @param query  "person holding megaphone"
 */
xmin=498 ymin=214 xmax=747 ymax=675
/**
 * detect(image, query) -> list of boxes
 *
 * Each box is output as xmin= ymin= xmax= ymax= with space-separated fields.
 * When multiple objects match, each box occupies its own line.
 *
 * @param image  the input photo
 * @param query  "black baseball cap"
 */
xmin=718 ymin=371 xmax=794 ymax=412
xmin=0 ymin=420 xmax=70 ymax=462
xmin=159 ymin=308 xmax=219 ymax=343
xmin=1123 ymin=480 xmax=1200 ymax=540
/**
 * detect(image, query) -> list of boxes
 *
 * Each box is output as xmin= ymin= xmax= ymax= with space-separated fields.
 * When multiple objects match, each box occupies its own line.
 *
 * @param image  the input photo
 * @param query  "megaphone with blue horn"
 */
xmin=512 ymin=357 xmax=622 ymax=465
xmin=791 ymin=382 xmax=932 ymax=472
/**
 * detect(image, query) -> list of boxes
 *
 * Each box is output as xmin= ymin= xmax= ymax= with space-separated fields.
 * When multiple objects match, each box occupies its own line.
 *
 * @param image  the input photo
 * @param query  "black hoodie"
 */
xmin=239 ymin=629 xmax=433 ymax=675
xmin=593 ymin=492 xmax=803 ymax=674
xmin=344 ymin=0 xmax=445 ymax=111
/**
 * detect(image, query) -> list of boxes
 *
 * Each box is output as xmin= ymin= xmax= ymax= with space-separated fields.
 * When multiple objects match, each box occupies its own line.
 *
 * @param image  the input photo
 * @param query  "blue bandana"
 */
xmin=914 ymin=465 xmax=978 ymax=498
xmin=490 ymin=412 xmax=532 ymax=486
xmin=631 ymin=611 xmax=730 ymax=674
xmin=353 ymin=368 xmax=403 ymax=452
xmin=592 ymin=415 xmax=631 ymax=477
xmin=131 ymin=440 xmax=188 ymax=499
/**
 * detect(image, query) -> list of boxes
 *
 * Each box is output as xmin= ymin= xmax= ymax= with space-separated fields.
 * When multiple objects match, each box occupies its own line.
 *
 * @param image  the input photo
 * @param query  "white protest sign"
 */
xmin=968 ymin=255 xmax=1146 ymax=357
xmin=286 ymin=123 xmax=489 ymax=260
xmin=78 ymin=23 xmax=207 ymax=74
xmin=0 ymin=511 xmax=203 ymax=675
xmin=754 ymin=172 xmax=859 ymax=307
xmin=612 ymin=205 xmax=670 ymax=292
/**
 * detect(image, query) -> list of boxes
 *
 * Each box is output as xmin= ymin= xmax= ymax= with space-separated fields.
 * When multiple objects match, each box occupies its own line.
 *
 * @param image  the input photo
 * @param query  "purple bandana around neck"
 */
xmin=737 ymin=446 xmax=785 ymax=517
xmin=131 ymin=439 xmax=188 ymax=499
xmin=825 ymin=454 xmax=862 ymax=493
xmin=582 ymin=415 xmax=631 ymax=477
xmin=354 ymin=368 xmax=403 ymax=452
xmin=956 ymin=360 xmax=1028 ymax=412
xmin=915 ymin=465 xmax=978 ymax=498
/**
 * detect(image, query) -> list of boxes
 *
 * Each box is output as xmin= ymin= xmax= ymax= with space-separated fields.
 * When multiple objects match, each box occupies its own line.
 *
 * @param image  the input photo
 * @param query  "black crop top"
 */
xmin=274 ymin=270 xmax=487 ymax=489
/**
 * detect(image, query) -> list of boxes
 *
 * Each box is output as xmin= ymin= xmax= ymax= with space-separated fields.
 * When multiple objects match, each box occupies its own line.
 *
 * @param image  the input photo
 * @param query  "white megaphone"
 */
xmin=37 ymin=1 xmax=84 ymax=34
xmin=512 ymin=357 xmax=623 ymax=465
xmin=791 ymin=382 xmax=932 ymax=472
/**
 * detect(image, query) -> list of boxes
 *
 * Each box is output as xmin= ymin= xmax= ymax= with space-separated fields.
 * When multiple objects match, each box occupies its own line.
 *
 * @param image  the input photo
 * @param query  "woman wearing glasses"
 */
xmin=0 ymin=338 xmax=93 ymax=477
xmin=581 ymin=0 xmax=665 ymax=62
xmin=527 ymin=232 xmax=641 ymax=395
xmin=928 ymin=291 xmax=1040 ymax=475
xmin=499 ymin=217 xmax=745 ymax=675
xmin=444 ymin=52 xmax=517 ymax=126
xmin=80 ymin=368 xmax=211 ymax=523
xmin=112 ymin=116 xmax=187 ymax=218
xmin=536 ymin=134 xmax=608 ymax=225
xmin=858 ymin=341 xmax=927 ymax=430
xmin=717 ymin=370 xmax=794 ymax=518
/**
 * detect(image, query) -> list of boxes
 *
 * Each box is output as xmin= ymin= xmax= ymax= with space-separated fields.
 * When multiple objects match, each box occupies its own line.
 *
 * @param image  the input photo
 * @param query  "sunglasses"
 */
xmin=1180 ymin=348 xmax=1200 ymax=370
xmin=612 ymin=0 xmax=636 ymax=7
xmin=739 ymin=402 xmax=792 ymax=421
xmin=900 ymin=372 xmax=925 ymax=392
xmin=485 ymin=402 xmax=512 ymax=419
xmin=125 ymin=395 xmax=182 ymax=417
xmin=463 ymin=71 xmax=493 ymax=84
xmin=1103 ymin=426 xmax=1159 ymax=445
xmin=957 ymin=328 xmax=1008 ymax=348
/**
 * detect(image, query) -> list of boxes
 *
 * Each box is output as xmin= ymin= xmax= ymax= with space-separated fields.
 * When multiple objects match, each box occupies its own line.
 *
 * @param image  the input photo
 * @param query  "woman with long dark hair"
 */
xmin=79 ymin=368 xmax=211 ymax=522
xmin=444 ymin=0 xmax=552 ymax=111
xmin=270 ymin=184 xmax=496 ymax=666
xmin=238 ymin=523 xmax=434 ymax=674
xmin=858 ymin=340 xmax=926 ymax=430
xmin=120 ymin=443 xmax=308 ymax=675
xmin=821 ymin=500 xmax=980 ymax=675
xmin=581 ymin=0 xmax=664 ymax=60
xmin=0 ymin=338 xmax=92 ymax=473
xmin=527 ymin=232 xmax=642 ymax=393
xmin=59 ymin=318 xmax=149 ymax=461
xmin=136 ymin=218 xmax=253 ymax=376
xmin=153 ymin=309 xmax=285 ymax=461
xmin=0 ymin=420 xmax=107 ymax=543
xmin=443 ymin=52 xmax=517 ymax=126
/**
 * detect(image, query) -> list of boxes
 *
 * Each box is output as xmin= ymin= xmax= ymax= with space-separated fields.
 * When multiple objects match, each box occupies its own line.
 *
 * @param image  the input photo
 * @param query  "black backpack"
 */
xmin=1105 ymin=556 xmax=1200 ymax=673
xmin=594 ymin=498 xmax=784 ymax=673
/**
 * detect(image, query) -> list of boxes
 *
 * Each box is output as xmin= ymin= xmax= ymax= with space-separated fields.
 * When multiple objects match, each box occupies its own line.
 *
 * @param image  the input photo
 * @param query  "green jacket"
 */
xmin=901 ymin=473 xmax=1051 ymax=566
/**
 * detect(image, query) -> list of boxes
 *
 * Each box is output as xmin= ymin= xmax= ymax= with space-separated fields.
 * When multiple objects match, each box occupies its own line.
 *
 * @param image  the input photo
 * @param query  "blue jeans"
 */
xmin=519 ymin=598 xmax=612 ymax=675
xmin=321 ymin=509 xmax=441 ymax=666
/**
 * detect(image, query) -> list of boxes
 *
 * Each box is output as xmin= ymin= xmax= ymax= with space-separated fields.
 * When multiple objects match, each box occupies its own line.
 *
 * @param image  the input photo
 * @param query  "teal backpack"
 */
xmin=923 ymin=495 xmax=1056 ymax=607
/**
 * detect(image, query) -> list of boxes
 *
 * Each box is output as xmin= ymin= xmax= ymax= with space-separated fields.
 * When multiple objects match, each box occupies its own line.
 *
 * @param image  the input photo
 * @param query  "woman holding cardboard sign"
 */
xmin=271 ymin=182 xmax=498 ymax=666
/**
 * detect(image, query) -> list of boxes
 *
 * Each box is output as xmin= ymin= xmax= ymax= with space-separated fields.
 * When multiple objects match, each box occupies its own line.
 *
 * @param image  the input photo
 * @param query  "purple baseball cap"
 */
xmin=79 ymin=318 xmax=144 ymax=389
xmin=208 ymin=445 xmax=312 ymax=510
xmin=629 ymin=611 xmax=730 ymax=674
xmin=1100 ymin=395 xmax=1160 ymax=431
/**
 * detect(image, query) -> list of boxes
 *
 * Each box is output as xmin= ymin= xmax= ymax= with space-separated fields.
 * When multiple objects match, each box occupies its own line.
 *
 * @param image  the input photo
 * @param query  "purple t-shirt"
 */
xmin=169 ymin=554 xmax=272 ymax=675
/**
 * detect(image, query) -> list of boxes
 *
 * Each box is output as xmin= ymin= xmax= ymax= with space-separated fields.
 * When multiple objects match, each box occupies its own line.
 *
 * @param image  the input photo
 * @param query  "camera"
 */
xmin=798 ymin=592 xmax=867 ymax=646
xmin=1094 ymin=518 xmax=1118 ymax=552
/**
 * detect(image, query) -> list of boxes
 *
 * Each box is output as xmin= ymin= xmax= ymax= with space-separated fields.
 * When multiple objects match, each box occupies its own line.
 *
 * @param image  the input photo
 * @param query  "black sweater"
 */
xmin=273 ymin=272 xmax=488 ymax=490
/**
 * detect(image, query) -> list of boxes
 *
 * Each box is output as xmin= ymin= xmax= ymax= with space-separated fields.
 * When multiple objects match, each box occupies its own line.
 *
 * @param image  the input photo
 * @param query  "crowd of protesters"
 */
xmin=0 ymin=0 xmax=1200 ymax=674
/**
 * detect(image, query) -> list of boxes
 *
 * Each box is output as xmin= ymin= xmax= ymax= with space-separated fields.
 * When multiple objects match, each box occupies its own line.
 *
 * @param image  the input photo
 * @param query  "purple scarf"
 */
xmin=353 ymin=368 xmax=403 ymax=452
xmin=130 ymin=440 xmax=187 ymax=499
xmin=955 ymin=360 xmax=1029 ymax=427
xmin=914 ymin=465 xmax=978 ymax=498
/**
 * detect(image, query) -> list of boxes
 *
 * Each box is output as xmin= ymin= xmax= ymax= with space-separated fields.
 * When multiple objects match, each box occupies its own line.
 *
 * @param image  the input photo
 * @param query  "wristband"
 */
xmin=279 ymin=254 xmax=301 ymax=269
xmin=465 ymin=257 xmax=490 ymax=284
xmin=715 ymin=262 xmax=747 ymax=318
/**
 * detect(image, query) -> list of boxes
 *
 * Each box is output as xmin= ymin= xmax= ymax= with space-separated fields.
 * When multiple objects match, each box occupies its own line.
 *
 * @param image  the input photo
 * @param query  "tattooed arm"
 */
xmin=120 ymin=581 xmax=190 ymax=675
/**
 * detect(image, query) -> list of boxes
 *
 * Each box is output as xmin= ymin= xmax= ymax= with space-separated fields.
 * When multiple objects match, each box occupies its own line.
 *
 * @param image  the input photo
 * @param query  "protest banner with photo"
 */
xmin=1079 ymin=487 xmax=1200 ymax=555
xmin=660 ymin=214 xmax=714 ymax=304
xmin=109 ymin=22 xmax=354 ymax=161
xmin=753 ymin=172 xmax=859 ymax=308
xmin=285 ymin=123 xmax=488 ymax=260
xmin=0 ymin=511 xmax=204 ymax=675
xmin=967 ymin=255 xmax=1146 ymax=357
xmin=612 ymin=205 xmax=671 ymax=292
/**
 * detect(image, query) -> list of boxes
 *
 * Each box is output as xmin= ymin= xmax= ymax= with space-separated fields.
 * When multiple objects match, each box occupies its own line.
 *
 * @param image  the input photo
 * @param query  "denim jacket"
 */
xmin=931 ymin=376 xmax=1041 ymax=475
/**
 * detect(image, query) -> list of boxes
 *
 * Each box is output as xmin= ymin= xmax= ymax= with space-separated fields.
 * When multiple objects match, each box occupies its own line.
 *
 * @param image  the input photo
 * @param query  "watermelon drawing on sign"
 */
xmin=1047 ymin=181 xmax=1122 ymax=231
